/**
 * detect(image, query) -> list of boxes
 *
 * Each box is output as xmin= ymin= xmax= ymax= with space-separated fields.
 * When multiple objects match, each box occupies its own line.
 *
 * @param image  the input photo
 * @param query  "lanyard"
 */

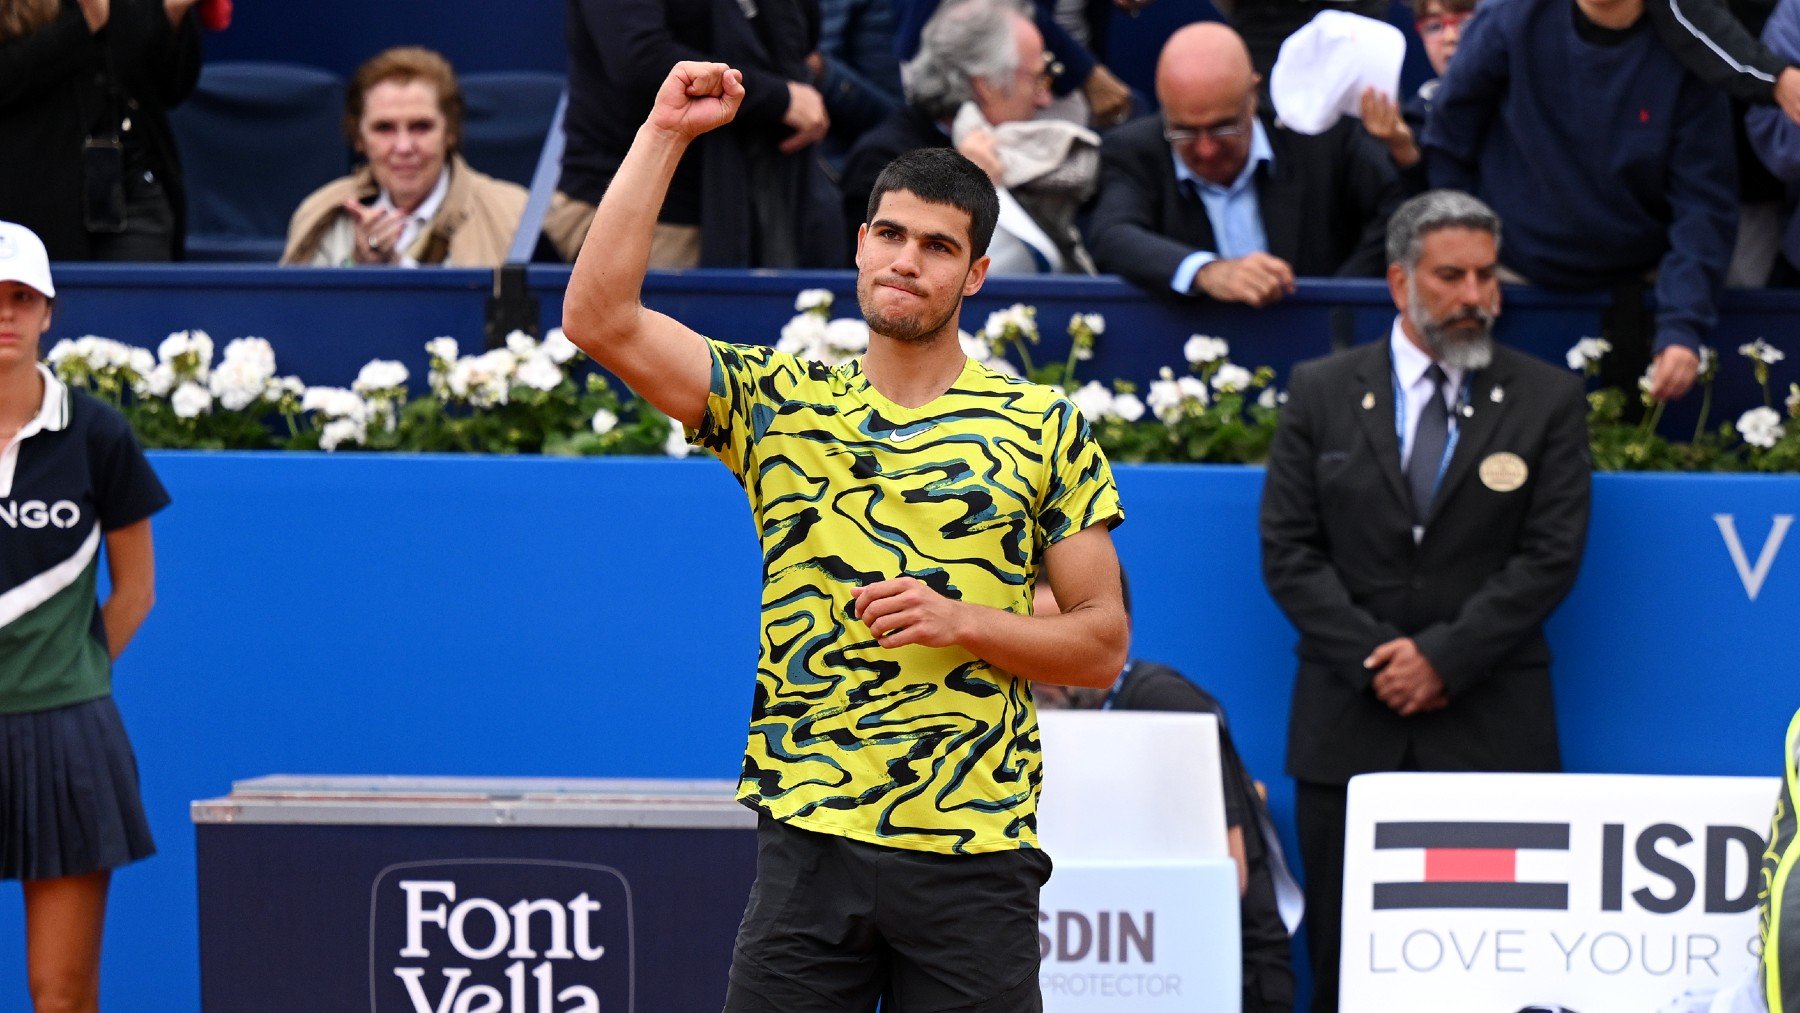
xmin=1392 ymin=364 xmax=1467 ymax=495
xmin=1099 ymin=660 xmax=1134 ymax=711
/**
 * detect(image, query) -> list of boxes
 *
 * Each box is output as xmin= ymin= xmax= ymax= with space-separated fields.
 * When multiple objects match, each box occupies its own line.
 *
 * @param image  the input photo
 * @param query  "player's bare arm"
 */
xmin=852 ymin=524 xmax=1128 ymax=687
xmin=562 ymin=61 xmax=739 ymax=430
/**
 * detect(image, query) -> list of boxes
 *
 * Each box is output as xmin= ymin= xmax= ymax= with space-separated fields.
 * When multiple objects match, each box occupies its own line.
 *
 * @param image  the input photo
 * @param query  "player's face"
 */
xmin=0 ymin=281 xmax=50 ymax=370
xmin=854 ymin=190 xmax=990 ymax=344
xmin=358 ymin=79 xmax=451 ymax=211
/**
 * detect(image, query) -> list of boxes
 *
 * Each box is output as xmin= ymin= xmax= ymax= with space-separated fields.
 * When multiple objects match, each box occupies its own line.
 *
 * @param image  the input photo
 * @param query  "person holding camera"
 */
xmin=0 ymin=0 xmax=204 ymax=262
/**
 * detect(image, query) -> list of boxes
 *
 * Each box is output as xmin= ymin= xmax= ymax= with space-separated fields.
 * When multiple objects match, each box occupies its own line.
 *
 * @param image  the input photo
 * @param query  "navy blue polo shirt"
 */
xmin=0 ymin=366 xmax=169 ymax=713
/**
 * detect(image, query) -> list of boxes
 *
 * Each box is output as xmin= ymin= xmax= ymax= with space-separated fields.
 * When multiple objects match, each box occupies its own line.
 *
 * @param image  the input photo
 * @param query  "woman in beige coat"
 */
xmin=282 ymin=47 xmax=526 ymax=268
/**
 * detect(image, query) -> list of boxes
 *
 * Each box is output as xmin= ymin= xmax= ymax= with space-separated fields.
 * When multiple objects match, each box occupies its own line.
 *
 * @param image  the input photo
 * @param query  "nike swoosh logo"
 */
xmin=887 ymin=425 xmax=936 ymax=444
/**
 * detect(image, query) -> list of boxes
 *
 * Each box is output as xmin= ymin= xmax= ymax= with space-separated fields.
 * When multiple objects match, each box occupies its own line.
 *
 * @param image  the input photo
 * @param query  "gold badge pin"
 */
xmin=1362 ymin=392 xmax=1375 ymax=410
xmin=1479 ymin=452 xmax=1529 ymax=492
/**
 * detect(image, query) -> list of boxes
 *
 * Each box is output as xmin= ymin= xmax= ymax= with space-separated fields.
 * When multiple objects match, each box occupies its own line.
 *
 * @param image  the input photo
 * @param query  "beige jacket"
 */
xmin=281 ymin=155 xmax=528 ymax=267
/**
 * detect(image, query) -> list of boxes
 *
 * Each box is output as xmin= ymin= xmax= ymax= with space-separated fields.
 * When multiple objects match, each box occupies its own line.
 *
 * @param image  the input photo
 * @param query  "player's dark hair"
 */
xmin=865 ymin=148 xmax=1001 ymax=260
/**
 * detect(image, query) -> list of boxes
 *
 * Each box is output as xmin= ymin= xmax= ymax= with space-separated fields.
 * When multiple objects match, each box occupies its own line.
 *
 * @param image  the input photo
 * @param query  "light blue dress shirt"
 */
xmin=1169 ymin=120 xmax=1276 ymax=295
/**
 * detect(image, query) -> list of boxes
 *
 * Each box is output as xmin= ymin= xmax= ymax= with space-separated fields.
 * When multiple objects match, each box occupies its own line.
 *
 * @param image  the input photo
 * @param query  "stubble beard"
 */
xmin=1407 ymin=279 xmax=1496 ymax=372
xmin=857 ymin=277 xmax=963 ymax=346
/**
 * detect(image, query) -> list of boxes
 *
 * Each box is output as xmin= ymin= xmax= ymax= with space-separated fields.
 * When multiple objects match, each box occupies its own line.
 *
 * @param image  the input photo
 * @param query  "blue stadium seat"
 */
xmin=170 ymin=62 xmax=347 ymax=263
xmin=458 ymin=71 xmax=567 ymax=188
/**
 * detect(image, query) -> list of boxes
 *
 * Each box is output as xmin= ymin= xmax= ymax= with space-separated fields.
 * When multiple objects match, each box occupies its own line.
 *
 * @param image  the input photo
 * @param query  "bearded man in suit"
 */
xmin=1258 ymin=189 xmax=1591 ymax=1011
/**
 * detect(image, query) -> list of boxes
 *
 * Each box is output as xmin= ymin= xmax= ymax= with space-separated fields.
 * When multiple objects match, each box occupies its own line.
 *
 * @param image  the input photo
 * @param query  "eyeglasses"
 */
xmin=1014 ymin=51 xmax=1063 ymax=91
xmin=1162 ymin=119 xmax=1248 ymax=145
xmin=1415 ymin=11 xmax=1471 ymax=36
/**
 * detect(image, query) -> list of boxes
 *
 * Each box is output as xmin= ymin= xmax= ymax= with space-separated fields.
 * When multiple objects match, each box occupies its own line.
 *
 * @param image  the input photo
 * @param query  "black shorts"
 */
xmin=724 ymin=814 xmax=1054 ymax=1013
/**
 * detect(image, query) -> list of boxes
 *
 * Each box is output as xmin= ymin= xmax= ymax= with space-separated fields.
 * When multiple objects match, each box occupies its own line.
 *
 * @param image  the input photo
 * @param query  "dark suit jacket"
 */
xmin=563 ymin=0 xmax=845 ymax=267
xmin=1085 ymin=113 xmax=1402 ymax=297
xmin=0 ymin=0 xmax=201 ymax=260
xmin=838 ymin=104 xmax=947 ymax=236
xmin=1259 ymin=336 xmax=1591 ymax=785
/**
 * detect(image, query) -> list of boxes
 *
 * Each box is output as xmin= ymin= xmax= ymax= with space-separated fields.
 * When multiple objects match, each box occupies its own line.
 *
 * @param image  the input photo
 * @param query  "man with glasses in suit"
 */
xmin=1085 ymin=22 xmax=1403 ymax=306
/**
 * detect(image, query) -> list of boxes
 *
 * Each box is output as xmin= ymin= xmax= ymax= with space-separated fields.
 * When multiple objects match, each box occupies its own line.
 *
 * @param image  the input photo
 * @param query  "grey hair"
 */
xmin=1386 ymin=189 xmax=1502 ymax=270
xmin=903 ymin=0 xmax=1028 ymax=120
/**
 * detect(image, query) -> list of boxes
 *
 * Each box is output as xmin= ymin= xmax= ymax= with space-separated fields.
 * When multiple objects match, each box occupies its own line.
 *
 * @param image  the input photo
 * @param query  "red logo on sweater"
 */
xmin=1639 ymin=108 xmax=1650 ymax=124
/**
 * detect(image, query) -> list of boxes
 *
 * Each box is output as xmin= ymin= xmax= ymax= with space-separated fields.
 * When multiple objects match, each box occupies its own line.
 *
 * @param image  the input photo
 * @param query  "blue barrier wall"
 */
xmin=49 ymin=267 xmax=1794 ymax=423
xmin=0 ymin=456 xmax=1794 ymax=1009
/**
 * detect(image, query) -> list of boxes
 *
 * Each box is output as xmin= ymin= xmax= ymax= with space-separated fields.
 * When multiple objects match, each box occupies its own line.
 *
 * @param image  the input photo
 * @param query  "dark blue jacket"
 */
xmin=1424 ymin=0 xmax=1737 ymax=352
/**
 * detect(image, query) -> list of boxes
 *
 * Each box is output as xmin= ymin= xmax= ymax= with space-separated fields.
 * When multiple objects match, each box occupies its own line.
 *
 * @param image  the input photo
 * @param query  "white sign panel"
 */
xmin=1341 ymin=773 xmax=1780 ymax=1012
xmin=1039 ymin=861 xmax=1240 ymax=1010
xmin=1036 ymin=711 xmax=1241 ymax=1011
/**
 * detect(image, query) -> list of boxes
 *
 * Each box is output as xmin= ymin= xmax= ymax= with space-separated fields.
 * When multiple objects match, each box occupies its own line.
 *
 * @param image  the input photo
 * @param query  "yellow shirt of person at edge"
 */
xmin=690 ymin=338 xmax=1124 ymax=856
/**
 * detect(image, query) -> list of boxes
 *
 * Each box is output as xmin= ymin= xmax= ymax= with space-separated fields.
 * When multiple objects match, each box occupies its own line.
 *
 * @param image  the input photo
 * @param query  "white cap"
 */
xmin=0 ymin=221 xmax=54 ymax=299
xmin=1269 ymin=11 xmax=1407 ymax=136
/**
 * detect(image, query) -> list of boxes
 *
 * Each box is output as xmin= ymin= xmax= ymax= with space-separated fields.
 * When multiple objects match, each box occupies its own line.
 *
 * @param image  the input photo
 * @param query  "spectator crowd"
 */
xmin=9 ymin=0 xmax=1800 ymax=399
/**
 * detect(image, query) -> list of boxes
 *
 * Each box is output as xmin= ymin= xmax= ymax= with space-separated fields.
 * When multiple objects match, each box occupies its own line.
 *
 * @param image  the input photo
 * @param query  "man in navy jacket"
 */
xmin=1423 ymin=0 xmax=1738 ymax=401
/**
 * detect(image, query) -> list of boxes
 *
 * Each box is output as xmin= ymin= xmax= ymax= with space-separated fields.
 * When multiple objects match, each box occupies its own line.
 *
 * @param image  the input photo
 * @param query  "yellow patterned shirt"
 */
xmin=693 ymin=339 xmax=1123 ymax=854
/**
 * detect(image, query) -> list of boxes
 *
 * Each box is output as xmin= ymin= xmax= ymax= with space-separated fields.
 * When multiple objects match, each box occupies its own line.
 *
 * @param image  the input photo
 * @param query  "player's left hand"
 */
xmin=1367 ymin=636 xmax=1447 ymax=717
xmin=852 ymin=577 xmax=969 ymax=649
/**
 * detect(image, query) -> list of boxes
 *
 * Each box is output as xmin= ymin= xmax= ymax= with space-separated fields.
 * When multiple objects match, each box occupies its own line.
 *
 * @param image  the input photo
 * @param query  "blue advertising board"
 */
xmin=0 ymin=456 xmax=1797 ymax=1009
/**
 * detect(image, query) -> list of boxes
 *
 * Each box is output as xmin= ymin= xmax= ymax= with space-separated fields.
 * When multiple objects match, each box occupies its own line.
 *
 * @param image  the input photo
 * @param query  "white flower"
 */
xmin=1698 ymin=345 xmax=1717 ymax=378
xmin=45 ymin=338 xmax=78 ymax=366
xmin=1258 ymin=387 xmax=1279 ymax=410
xmin=515 ymin=352 xmax=564 ymax=392
xmin=1739 ymin=406 xmax=1785 ymax=449
xmin=1565 ymin=337 xmax=1612 ymax=371
xmin=982 ymin=304 xmax=1037 ymax=341
xmin=209 ymin=361 xmax=270 ymax=411
xmin=590 ymin=408 xmax=618 ymax=436
xmin=540 ymin=328 xmax=580 ymax=365
xmin=424 ymin=337 xmax=459 ymax=363
xmin=1070 ymin=381 xmax=1114 ymax=422
xmin=1078 ymin=313 xmax=1105 ymax=336
xmin=1739 ymin=339 xmax=1787 ymax=366
xmin=1211 ymin=364 xmax=1253 ymax=394
xmin=1788 ymin=383 xmax=1800 ymax=420
xmin=1112 ymin=391 xmax=1146 ymax=422
xmin=1184 ymin=334 xmax=1229 ymax=366
xmin=301 ymin=386 xmax=368 ymax=422
xmin=824 ymin=317 xmax=871 ymax=355
xmin=137 ymin=364 xmax=177 ymax=398
xmin=664 ymin=416 xmax=692 ymax=458
xmin=158 ymin=329 xmax=214 ymax=378
xmin=504 ymin=330 xmax=539 ymax=358
xmin=170 ymin=381 xmax=213 ymax=419
xmin=776 ymin=313 xmax=829 ymax=359
xmin=1177 ymin=375 xmax=1210 ymax=405
xmin=264 ymin=376 xmax=305 ymax=404
xmin=219 ymin=336 xmax=275 ymax=371
xmin=353 ymin=359 xmax=409 ymax=395
xmin=1147 ymin=368 xmax=1186 ymax=424
xmin=958 ymin=330 xmax=994 ymax=361
xmin=319 ymin=417 xmax=366 ymax=452
xmin=447 ymin=349 xmax=517 ymax=408
xmin=795 ymin=288 xmax=833 ymax=312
